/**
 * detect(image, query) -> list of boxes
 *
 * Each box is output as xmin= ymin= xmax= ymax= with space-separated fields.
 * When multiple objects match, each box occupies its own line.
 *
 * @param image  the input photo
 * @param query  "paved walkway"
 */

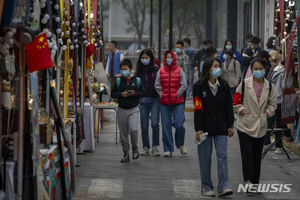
xmin=73 ymin=101 xmax=300 ymax=200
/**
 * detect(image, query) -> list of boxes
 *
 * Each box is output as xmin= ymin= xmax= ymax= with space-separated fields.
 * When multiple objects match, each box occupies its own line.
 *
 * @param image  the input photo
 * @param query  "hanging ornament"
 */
xmin=46 ymin=31 xmax=52 ymax=38
xmin=53 ymin=45 xmax=58 ymax=51
xmin=41 ymin=18 xmax=47 ymax=24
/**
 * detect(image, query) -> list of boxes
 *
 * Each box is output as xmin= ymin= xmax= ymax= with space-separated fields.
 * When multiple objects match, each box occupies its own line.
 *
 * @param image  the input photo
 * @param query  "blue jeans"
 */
xmin=187 ymin=68 xmax=194 ymax=97
xmin=139 ymin=97 xmax=160 ymax=149
xmin=160 ymin=103 xmax=185 ymax=152
xmin=197 ymin=135 xmax=229 ymax=193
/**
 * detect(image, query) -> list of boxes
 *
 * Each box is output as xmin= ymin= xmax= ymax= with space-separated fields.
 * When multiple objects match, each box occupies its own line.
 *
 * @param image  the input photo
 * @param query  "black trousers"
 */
xmin=238 ymin=130 xmax=265 ymax=184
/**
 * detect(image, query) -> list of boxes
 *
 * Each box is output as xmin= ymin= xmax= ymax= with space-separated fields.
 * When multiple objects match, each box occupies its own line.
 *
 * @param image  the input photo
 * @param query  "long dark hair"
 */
xmin=223 ymin=39 xmax=236 ymax=52
xmin=199 ymin=58 xmax=227 ymax=88
xmin=136 ymin=48 xmax=155 ymax=72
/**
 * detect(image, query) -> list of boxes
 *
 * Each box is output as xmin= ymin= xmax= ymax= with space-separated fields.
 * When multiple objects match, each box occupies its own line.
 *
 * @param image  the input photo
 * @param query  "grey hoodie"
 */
xmin=271 ymin=67 xmax=284 ymax=104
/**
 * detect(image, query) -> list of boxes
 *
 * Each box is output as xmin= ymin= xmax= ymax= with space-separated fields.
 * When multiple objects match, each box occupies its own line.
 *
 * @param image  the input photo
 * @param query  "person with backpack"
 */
xmin=193 ymin=58 xmax=234 ymax=197
xmin=241 ymin=36 xmax=262 ymax=78
xmin=155 ymin=50 xmax=187 ymax=157
xmin=135 ymin=48 xmax=161 ymax=156
xmin=219 ymin=40 xmax=242 ymax=63
xmin=111 ymin=59 xmax=145 ymax=163
xmin=233 ymin=57 xmax=277 ymax=192
xmin=221 ymin=50 xmax=242 ymax=97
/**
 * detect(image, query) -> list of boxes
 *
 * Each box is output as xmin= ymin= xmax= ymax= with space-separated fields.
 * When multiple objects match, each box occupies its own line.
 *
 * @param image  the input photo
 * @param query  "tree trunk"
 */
xmin=194 ymin=26 xmax=203 ymax=48
xmin=137 ymin=31 xmax=143 ymax=49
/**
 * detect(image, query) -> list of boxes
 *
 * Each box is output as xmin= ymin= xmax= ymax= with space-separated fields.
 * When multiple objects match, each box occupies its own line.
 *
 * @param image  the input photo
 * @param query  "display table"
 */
xmin=93 ymin=105 xmax=118 ymax=144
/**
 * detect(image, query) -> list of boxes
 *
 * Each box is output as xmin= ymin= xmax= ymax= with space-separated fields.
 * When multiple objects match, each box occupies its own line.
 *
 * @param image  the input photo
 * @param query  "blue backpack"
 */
xmin=116 ymin=77 xmax=141 ymax=92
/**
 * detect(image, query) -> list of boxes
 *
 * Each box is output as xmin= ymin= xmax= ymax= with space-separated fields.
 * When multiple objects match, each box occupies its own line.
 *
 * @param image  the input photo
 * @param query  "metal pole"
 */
xmin=169 ymin=0 xmax=173 ymax=50
xmin=46 ymin=69 xmax=50 ymax=123
xmin=108 ymin=0 xmax=112 ymax=42
xmin=17 ymin=41 xmax=24 ymax=200
xmin=158 ymin=0 xmax=162 ymax=62
xmin=101 ymin=0 xmax=105 ymax=62
xmin=150 ymin=0 xmax=153 ymax=48
xmin=297 ymin=10 xmax=300 ymax=90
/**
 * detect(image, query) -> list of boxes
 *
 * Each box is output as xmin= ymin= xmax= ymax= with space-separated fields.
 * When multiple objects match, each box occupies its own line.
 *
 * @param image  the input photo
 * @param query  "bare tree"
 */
xmin=121 ymin=0 xmax=146 ymax=49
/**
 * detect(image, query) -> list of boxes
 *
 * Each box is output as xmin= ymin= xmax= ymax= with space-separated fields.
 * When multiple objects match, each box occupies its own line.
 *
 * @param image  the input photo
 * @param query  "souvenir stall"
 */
xmin=0 ymin=0 xmax=104 ymax=199
xmin=273 ymin=1 xmax=300 ymax=148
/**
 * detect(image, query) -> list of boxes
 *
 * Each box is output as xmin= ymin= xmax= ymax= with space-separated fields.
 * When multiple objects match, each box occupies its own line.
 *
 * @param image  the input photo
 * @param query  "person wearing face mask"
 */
xmin=111 ymin=59 xmax=145 ymax=163
xmin=193 ymin=39 xmax=213 ymax=75
xmin=135 ymin=48 xmax=161 ymax=156
xmin=196 ymin=47 xmax=218 ymax=78
xmin=233 ymin=57 xmax=277 ymax=193
xmin=155 ymin=50 xmax=187 ymax=157
xmin=241 ymin=33 xmax=253 ymax=55
xmin=175 ymin=40 xmax=191 ymax=102
xmin=241 ymin=36 xmax=263 ymax=78
xmin=219 ymin=40 xmax=242 ymax=63
xmin=193 ymin=58 xmax=234 ymax=197
xmin=221 ymin=50 xmax=242 ymax=97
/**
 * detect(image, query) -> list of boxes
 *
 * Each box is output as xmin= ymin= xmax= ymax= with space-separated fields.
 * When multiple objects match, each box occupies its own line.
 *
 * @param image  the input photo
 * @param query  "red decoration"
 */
xmin=86 ymin=43 xmax=95 ymax=58
xmin=26 ymin=33 xmax=53 ymax=73
xmin=233 ymin=92 xmax=243 ymax=106
xmin=193 ymin=96 xmax=203 ymax=113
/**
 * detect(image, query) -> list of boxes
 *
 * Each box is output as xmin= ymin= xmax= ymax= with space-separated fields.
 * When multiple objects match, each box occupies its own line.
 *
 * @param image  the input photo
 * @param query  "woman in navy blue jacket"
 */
xmin=193 ymin=58 xmax=234 ymax=197
xmin=219 ymin=40 xmax=242 ymax=63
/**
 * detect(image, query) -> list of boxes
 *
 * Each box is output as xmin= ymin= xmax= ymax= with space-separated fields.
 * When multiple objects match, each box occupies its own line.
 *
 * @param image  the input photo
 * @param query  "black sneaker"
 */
xmin=132 ymin=146 xmax=139 ymax=160
xmin=120 ymin=151 xmax=130 ymax=163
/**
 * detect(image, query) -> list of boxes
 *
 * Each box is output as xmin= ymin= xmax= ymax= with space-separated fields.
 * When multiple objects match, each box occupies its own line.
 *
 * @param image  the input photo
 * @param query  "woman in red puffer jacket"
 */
xmin=155 ymin=50 xmax=187 ymax=157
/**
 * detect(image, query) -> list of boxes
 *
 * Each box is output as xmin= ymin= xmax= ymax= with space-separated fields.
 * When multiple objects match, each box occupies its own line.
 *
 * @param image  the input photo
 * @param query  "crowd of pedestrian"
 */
xmin=105 ymin=33 xmax=296 ymax=197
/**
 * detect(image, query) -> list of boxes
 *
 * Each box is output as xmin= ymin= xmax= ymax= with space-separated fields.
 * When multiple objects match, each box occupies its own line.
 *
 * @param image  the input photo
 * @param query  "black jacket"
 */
xmin=192 ymin=48 xmax=206 ymax=68
xmin=241 ymin=47 xmax=263 ymax=76
xmin=111 ymin=76 xmax=145 ymax=109
xmin=193 ymin=80 xmax=234 ymax=136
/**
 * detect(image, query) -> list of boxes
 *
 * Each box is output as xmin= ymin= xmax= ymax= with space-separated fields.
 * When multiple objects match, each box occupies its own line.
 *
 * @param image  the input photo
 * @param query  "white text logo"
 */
xmin=237 ymin=184 xmax=292 ymax=193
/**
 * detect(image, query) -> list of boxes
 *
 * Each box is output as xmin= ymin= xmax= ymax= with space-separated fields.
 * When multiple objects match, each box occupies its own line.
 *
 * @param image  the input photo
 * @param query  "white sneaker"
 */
xmin=218 ymin=188 xmax=233 ymax=196
xmin=201 ymin=188 xmax=215 ymax=197
xmin=179 ymin=146 xmax=187 ymax=154
xmin=151 ymin=146 xmax=160 ymax=156
xmin=140 ymin=147 xmax=150 ymax=156
xmin=163 ymin=151 xmax=172 ymax=157
xmin=275 ymin=148 xmax=284 ymax=154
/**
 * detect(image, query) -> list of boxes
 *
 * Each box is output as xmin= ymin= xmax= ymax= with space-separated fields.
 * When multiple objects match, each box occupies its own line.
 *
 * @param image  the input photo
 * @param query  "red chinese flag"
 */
xmin=193 ymin=96 xmax=203 ymax=113
xmin=26 ymin=33 xmax=53 ymax=73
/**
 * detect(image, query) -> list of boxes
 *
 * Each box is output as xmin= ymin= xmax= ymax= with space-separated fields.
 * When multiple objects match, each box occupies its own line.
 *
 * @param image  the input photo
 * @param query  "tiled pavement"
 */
xmin=73 ymin=100 xmax=300 ymax=200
